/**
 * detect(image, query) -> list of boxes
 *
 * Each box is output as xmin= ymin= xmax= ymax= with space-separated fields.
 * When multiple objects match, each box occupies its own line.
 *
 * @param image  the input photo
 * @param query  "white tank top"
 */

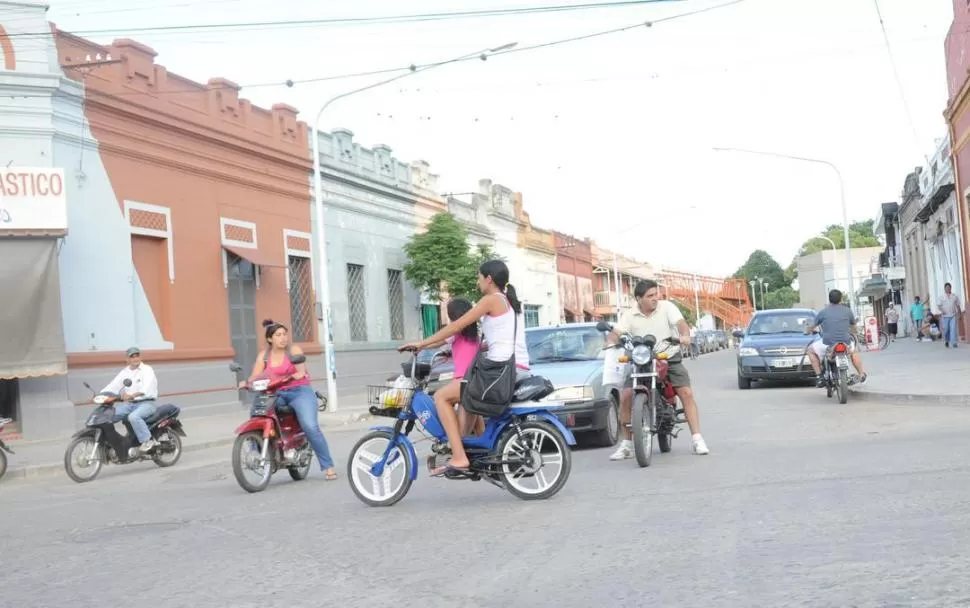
xmin=481 ymin=294 xmax=529 ymax=369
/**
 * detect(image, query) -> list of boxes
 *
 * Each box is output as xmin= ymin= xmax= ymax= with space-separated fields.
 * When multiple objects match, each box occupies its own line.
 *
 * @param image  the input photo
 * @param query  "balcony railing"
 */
xmin=594 ymin=291 xmax=635 ymax=308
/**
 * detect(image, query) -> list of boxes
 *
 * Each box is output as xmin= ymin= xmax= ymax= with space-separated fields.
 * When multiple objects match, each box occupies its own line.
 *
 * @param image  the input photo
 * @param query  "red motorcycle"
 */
xmin=598 ymin=322 xmax=686 ymax=468
xmin=229 ymin=356 xmax=319 ymax=493
xmin=0 ymin=417 xmax=13 ymax=480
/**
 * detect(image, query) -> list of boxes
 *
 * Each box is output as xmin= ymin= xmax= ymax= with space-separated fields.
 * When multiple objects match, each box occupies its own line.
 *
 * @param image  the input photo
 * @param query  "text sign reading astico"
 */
xmin=0 ymin=168 xmax=68 ymax=231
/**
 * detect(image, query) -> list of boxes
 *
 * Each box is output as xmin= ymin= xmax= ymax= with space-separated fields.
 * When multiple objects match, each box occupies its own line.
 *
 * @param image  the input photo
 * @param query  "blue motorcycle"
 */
xmin=347 ymin=352 xmax=576 ymax=507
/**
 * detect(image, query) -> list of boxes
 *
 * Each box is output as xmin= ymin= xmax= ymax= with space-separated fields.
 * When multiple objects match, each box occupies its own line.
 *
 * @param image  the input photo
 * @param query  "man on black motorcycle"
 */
xmin=805 ymin=289 xmax=867 ymax=386
xmin=102 ymin=347 xmax=159 ymax=452
xmin=605 ymin=280 xmax=710 ymax=459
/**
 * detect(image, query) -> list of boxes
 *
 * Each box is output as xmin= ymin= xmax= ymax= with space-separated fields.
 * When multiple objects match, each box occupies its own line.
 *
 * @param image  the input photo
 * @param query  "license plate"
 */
xmin=770 ymin=357 xmax=797 ymax=368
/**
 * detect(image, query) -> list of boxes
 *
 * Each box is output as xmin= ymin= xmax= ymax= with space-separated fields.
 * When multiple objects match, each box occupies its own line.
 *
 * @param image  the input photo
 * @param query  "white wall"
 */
xmin=796 ymin=247 xmax=884 ymax=310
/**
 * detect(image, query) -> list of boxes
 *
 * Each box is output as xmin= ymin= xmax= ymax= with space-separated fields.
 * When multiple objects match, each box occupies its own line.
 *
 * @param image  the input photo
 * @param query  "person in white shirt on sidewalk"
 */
xmin=938 ymin=283 xmax=963 ymax=348
xmin=102 ymin=347 xmax=160 ymax=452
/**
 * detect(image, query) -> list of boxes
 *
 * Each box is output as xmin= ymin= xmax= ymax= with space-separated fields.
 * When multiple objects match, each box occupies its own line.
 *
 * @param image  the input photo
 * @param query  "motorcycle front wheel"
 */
xmin=631 ymin=391 xmax=655 ymax=468
xmin=232 ymin=431 xmax=273 ymax=493
xmin=499 ymin=421 xmax=572 ymax=500
xmin=348 ymin=431 xmax=413 ymax=507
xmin=64 ymin=436 xmax=103 ymax=483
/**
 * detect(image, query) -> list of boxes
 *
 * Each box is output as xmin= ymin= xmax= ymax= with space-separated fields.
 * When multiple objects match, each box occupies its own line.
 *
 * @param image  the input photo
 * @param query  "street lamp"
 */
xmin=763 ymin=281 xmax=769 ymax=308
xmin=310 ymin=42 xmax=517 ymax=411
xmin=712 ymin=146 xmax=856 ymax=310
xmin=817 ymin=235 xmax=838 ymax=298
xmin=749 ymin=279 xmax=758 ymax=311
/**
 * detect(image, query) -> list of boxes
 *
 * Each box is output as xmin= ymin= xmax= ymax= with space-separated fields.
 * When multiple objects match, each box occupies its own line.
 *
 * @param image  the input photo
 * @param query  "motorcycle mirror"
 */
xmin=595 ymin=321 xmax=612 ymax=333
xmin=229 ymin=362 xmax=242 ymax=372
xmin=290 ymin=354 xmax=307 ymax=365
xmin=123 ymin=379 xmax=133 ymax=387
xmin=83 ymin=381 xmax=93 ymax=390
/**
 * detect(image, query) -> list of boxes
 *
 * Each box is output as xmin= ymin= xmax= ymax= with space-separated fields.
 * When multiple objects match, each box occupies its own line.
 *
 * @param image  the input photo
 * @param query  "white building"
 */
xmin=447 ymin=179 xmax=559 ymax=327
xmin=916 ymin=135 xmax=963 ymax=312
xmin=796 ymin=247 xmax=884 ymax=312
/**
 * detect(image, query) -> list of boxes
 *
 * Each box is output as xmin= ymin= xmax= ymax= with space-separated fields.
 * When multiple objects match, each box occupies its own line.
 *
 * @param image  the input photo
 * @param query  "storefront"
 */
xmin=0 ymin=168 xmax=69 ymax=428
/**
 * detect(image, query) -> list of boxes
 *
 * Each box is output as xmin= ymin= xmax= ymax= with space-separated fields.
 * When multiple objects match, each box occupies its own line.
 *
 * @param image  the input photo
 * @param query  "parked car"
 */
xmin=713 ymin=330 xmax=729 ymax=350
xmin=734 ymin=308 xmax=818 ymax=389
xmin=410 ymin=323 xmax=620 ymax=447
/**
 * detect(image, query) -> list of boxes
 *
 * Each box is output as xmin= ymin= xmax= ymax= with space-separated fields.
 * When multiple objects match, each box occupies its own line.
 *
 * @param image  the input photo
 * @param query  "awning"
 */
xmin=562 ymin=306 xmax=579 ymax=317
xmin=223 ymin=245 xmax=287 ymax=268
xmin=857 ymin=277 xmax=889 ymax=299
xmin=916 ymin=183 xmax=955 ymax=223
xmin=0 ymin=238 xmax=67 ymax=379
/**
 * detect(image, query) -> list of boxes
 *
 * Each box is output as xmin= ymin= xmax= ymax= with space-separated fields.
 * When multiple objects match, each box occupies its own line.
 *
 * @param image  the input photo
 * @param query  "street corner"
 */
xmin=849 ymin=383 xmax=970 ymax=406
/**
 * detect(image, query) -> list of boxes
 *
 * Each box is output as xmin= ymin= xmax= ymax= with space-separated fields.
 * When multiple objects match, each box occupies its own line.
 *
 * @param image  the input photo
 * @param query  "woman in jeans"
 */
xmin=240 ymin=319 xmax=337 ymax=480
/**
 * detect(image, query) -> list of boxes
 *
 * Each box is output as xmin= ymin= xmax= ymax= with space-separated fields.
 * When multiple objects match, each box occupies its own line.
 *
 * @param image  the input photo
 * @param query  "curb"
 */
xmin=848 ymin=387 xmax=970 ymax=406
xmin=2 ymin=414 xmax=378 ymax=483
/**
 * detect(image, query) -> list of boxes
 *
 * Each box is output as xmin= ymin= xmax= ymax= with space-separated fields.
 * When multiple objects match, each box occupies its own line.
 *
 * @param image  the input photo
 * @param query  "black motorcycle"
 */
xmin=821 ymin=341 xmax=852 ymax=405
xmin=63 ymin=379 xmax=186 ymax=483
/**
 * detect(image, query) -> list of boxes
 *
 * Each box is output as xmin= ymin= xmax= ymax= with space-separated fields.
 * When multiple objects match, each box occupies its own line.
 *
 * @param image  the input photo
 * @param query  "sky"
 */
xmin=15 ymin=0 xmax=957 ymax=277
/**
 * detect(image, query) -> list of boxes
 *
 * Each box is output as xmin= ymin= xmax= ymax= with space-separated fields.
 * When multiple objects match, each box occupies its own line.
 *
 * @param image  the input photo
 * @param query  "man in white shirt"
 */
xmin=939 ymin=283 xmax=963 ymax=348
xmin=103 ymin=347 xmax=160 ymax=452
xmin=606 ymin=280 xmax=710 ymax=458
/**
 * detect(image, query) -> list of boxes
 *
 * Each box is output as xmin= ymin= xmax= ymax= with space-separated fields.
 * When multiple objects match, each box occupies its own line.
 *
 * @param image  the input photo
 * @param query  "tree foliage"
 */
xmin=671 ymin=299 xmax=696 ymax=326
xmin=402 ymin=212 xmax=503 ymax=302
xmin=797 ymin=221 xmax=881 ymax=257
xmin=763 ymin=286 xmax=800 ymax=310
xmin=732 ymin=249 xmax=789 ymax=290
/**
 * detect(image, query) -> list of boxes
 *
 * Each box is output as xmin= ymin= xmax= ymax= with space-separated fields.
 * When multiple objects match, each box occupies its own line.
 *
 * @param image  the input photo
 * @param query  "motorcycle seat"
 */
xmin=146 ymin=403 xmax=181 ymax=426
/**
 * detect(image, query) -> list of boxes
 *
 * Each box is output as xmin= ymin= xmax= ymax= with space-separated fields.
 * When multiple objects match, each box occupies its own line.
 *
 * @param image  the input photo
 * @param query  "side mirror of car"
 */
xmin=290 ymin=354 xmax=307 ymax=365
xmin=732 ymin=330 xmax=744 ymax=339
xmin=596 ymin=321 xmax=612 ymax=333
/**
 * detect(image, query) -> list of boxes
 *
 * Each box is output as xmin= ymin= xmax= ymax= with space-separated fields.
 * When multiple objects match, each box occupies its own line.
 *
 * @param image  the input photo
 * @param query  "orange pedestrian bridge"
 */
xmin=657 ymin=270 xmax=754 ymax=328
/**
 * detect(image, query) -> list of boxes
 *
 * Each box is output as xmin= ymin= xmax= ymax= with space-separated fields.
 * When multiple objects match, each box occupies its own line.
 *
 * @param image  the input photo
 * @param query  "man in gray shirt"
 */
xmin=805 ymin=289 xmax=867 ymax=386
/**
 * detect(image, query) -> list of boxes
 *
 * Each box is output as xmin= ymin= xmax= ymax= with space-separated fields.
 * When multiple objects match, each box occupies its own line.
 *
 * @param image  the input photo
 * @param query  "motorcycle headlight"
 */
xmin=738 ymin=347 xmax=759 ymax=357
xmin=93 ymin=395 xmax=107 ymax=405
xmin=631 ymin=345 xmax=652 ymax=366
xmin=251 ymin=378 xmax=270 ymax=392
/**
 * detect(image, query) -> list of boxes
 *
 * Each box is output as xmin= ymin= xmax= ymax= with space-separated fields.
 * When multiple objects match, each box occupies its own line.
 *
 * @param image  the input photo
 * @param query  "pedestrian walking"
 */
xmin=884 ymin=302 xmax=899 ymax=342
xmin=910 ymin=296 xmax=924 ymax=341
xmin=938 ymin=283 xmax=963 ymax=348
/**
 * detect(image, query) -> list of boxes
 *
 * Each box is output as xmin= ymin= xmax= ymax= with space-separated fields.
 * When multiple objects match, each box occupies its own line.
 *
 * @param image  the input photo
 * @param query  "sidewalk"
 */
xmin=849 ymin=337 xmax=970 ymax=405
xmin=2 ymin=395 xmax=378 ymax=482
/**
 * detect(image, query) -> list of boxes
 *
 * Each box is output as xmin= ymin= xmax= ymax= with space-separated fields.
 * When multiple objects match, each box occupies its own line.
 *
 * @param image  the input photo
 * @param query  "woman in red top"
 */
xmin=241 ymin=319 xmax=336 ymax=480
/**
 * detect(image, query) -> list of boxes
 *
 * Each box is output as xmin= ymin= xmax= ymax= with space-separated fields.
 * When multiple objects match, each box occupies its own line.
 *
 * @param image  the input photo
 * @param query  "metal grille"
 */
xmin=346 ymin=263 xmax=368 ymax=341
xmin=288 ymin=256 xmax=314 ymax=343
xmin=387 ymin=269 xmax=405 ymax=340
xmin=524 ymin=304 xmax=541 ymax=328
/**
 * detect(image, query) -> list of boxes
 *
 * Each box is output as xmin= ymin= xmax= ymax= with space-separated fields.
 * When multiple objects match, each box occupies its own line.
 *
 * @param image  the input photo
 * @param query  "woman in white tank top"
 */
xmin=398 ymin=260 xmax=523 ymax=476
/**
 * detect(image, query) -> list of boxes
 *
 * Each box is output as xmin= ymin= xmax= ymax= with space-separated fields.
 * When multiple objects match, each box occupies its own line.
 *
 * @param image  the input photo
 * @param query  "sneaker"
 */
xmin=815 ymin=375 xmax=826 ymax=388
xmin=691 ymin=434 xmax=710 ymax=455
xmin=609 ymin=440 xmax=633 ymax=461
xmin=138 ymin=439 xmax=158 ymax=453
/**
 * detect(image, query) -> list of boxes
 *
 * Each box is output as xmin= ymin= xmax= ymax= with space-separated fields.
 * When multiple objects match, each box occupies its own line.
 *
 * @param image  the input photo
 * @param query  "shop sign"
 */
xmin=0 ymin=168 xmax=67 ymax=231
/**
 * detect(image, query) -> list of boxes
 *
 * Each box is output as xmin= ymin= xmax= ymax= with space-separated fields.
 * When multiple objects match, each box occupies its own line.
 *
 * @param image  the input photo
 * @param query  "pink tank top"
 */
xmin=447 ymin=335 xmax=479 ymax=379
xmin=263 ymin=349 xmax=310 ymax=389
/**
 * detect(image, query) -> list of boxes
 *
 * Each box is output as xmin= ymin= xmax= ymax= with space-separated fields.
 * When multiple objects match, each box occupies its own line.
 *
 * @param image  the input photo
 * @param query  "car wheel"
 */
xmin=737 ymin=372 xmax=752 ymax=390
xmin=594 ymin=394 xmax=620 ymax=447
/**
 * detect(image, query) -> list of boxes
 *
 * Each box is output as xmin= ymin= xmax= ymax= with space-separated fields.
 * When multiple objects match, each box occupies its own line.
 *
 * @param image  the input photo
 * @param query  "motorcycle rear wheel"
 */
xmin=631 ymin=392 xmax=655 ymax=468
xmin=837 ymin=369 xmax=849 ymax=405
xmin=232 ymin=431 xmax=273 ymax=493
xmin=64 ymin=436 xmax=103 ymax=483
xmin=498 ymin=421 xmax=572 ymax=500
xmin=288 ymin=444 xmax=313 ymax=481
xmin=152 ymin=431 xmax=182 ymax=468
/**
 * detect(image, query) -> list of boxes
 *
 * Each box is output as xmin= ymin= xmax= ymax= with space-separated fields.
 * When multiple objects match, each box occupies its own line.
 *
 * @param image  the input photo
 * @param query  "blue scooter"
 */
xmin=347 ymin=352 xmax=576 ymax=507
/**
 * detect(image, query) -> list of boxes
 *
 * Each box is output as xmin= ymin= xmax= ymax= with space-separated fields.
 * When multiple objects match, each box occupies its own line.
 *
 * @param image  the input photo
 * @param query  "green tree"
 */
xmin=403 ymin=213 xmax=504 ymax=302
xmin=763 ymin=286 xmax=800 ymax=310
xmin=797 ymin=221 xmax=881 ymax=257
xmin=732 ymin=250 xmax=789 ymax=290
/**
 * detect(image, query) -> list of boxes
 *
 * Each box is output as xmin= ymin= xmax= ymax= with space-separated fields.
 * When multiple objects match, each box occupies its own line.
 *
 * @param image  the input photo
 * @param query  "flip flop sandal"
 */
xmin=324 ymin=470 xmax=338 ymax=480
xmin=430 ymin=463 xmax=469 ymax=478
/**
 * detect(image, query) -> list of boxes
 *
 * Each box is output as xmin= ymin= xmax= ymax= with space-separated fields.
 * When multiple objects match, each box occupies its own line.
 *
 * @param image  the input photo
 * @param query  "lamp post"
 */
xmin=749 ymin=279 xmax=758 ymax=311
xmin=310 ymin=42 xmax=517 ymax=411
xmin=713 ymin=147 xmax=855 ymax=310
xmin=763 ymin=281 xmax=770 ymax=308
xmin=817 ymin=235 xmax=838 ymax=298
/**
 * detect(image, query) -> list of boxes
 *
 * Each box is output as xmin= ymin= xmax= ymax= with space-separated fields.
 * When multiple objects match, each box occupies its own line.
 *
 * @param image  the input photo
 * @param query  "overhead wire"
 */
xmin=1 ymin=0 xmax=750 ymax=100
xmin=3 ymin=0 xmax=687 ymax=39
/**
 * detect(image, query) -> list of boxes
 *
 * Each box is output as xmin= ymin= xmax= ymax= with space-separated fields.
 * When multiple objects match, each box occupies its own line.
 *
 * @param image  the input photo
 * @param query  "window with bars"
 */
xmin=346 ymin=263 xmax=368 ymax=341
xmin=524 ymin=304 xmax=541 ymax=328
xmin=288 ymin=256 xmax=314 ymax=343
xmin=387 ymin=269 xmax=405 ymax=340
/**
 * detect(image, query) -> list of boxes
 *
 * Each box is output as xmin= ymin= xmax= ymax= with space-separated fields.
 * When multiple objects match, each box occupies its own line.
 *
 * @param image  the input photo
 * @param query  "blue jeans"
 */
xmin=256 ymin=385 xmax=334 ymax=470
xmin=114 ymin=400 xmax=157 ymax=444
xmin=943 ymin=316 xmax=959 ymax=345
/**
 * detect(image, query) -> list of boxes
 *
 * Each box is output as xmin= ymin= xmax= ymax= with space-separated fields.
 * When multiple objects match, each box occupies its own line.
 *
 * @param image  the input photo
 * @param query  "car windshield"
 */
xmin=526 ymin=327 xmax=605 ymax=362
xmin=747 ymin=312 xmax=815 ymax=335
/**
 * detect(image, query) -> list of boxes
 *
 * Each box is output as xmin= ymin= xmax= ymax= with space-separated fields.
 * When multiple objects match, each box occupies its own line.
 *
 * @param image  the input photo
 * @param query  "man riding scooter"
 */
xmin=102 ymin=347 xmax=160 ymax=452
xmin=805 ymin=290 xmax=868 ymax=386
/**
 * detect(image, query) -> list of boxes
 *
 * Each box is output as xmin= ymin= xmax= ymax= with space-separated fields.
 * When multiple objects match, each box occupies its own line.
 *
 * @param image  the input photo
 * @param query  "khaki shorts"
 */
xmin=623 ymin=360 xmax=691 ymax=389
xmin=810 ymin=339 xmax=855 ymax=359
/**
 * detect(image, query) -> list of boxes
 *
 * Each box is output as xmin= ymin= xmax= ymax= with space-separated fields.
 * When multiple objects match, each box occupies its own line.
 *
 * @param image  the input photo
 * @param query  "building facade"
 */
xmin=311 ymin=129 xmax=444 ymax=388
xmin=448 ymin=179 xmax=559 ymax=327
xmin=1 ymin=3 xmax=316 ymax=438
xmin=898 ymin=168 xmax=929 ymax=310
xmin=590 ymin=244 xmax=654 ymax=321
xmin=796 ymin=247 xmax=883 ymax=312
xmin=553 ymin=232 xmax=595 ymax=323
xmin=943 ymin=0 xmax=970 ymax=339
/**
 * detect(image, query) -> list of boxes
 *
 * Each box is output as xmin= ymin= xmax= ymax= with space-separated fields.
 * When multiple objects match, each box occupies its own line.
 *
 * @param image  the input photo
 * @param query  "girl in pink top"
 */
xmin=422 ymin=299 xmax=483 ymax=436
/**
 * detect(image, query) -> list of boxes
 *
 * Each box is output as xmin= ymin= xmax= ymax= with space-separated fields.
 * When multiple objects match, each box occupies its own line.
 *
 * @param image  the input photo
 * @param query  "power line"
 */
xmin=1 ymin=0 xmax=751 ymax=100
xmin=4 ymin=0 xmax=686 ymax=39
xmin=871 ymin=0 xmax=925 ymax=159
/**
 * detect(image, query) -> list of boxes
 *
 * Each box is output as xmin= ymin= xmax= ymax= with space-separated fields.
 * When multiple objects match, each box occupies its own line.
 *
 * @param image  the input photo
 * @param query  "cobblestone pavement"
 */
xmin=3 ymin=351 xmax=970 ymax=607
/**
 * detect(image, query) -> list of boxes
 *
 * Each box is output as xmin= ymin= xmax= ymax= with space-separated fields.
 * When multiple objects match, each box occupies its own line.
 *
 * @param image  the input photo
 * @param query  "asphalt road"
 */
xmin=3 ymin=350 xmax=970 ymax=607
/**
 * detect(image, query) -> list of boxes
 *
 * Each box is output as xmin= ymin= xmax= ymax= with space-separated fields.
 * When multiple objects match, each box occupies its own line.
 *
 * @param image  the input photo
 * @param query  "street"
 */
xmin=3 ymin=350 xmax=970 ymax=607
